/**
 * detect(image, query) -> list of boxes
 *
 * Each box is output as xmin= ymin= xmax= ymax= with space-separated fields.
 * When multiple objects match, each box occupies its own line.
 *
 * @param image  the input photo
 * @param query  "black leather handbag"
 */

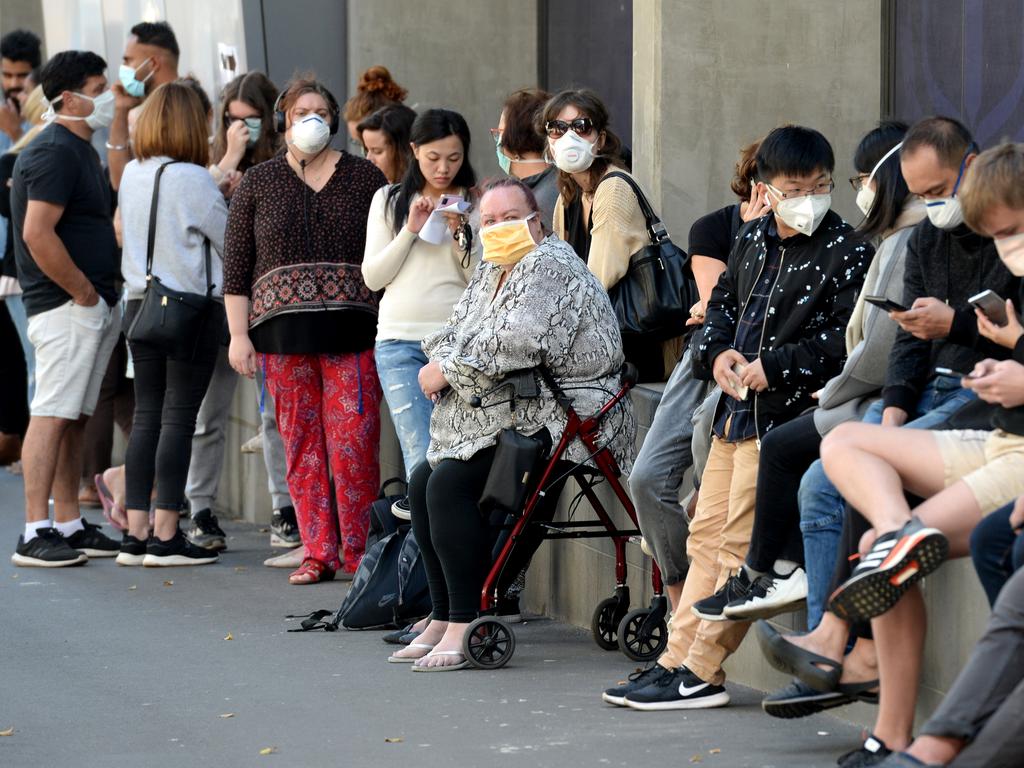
xmin=601 ymin=171 xmax=695 ymax=341
xmin=126 ymin=160 xmax=220 ymax=360
xmin=479 ymin=427 xmax=552 ymax=515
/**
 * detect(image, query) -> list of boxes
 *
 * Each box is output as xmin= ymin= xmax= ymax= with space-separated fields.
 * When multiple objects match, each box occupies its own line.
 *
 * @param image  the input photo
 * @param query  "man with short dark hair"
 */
xmin=0 ymin=28 xmax=42 ymax=144
xmin=10 ymin=50 xmax=121 ymax=567
xmin=107 ymin=20 xmax=180 ymax=189
xmin=601 ymin=125 xmax=872 ymax=711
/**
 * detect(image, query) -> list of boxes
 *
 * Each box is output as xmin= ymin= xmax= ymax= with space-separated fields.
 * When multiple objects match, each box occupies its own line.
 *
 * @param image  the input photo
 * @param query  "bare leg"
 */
xmin=415 ymin=621 xmax=471 ymax=668
xmin=21 ymin=415 xmax=74 ymax=524
xmin=907 ymin=735 xmax=963 ymax=766
xmin=51 ymin=417 xmax=87 ymax=524
xmin=389 ymin=619 xmax=448 ymax=660
xmin=667 ymin=582 xmax=684 ymax=613
xmin=870 ymin=584 xmax=926 ymax=751
xmin=820 ymin=424 xmax=947 ymax=534
xmin=839 ymin=637 xmax=878 ymax=685
xmin=785 ymin=610 xmax=850 ymax=662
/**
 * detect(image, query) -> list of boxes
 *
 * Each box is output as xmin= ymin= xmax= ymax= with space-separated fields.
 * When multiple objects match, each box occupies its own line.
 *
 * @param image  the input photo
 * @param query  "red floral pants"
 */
xmin=264 ymin=350 xmax=381 ymax=572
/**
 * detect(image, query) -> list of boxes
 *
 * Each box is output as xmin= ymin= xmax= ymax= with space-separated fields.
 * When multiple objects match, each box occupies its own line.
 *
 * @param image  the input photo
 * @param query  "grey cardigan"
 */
xmin=813 ymin=200 xmax=926 ymax=434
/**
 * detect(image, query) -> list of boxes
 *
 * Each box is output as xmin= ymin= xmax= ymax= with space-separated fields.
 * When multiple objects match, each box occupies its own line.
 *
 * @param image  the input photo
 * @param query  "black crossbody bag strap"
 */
xmin=597 ymin=170 xmax=669 ymax=244
xmin=146 ymin=160 xmax=213 ymax=296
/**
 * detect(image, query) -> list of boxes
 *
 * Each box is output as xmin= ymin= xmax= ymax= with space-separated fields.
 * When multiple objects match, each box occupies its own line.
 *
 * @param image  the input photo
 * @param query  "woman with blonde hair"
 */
xmin=116 ymin=82 xmax=228 ymax=566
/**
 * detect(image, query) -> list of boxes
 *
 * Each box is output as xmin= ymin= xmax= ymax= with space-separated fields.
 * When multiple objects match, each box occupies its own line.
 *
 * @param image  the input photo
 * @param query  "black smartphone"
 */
xmin=968 ymin=289 xmax=1008 ymax=326
xmin=935 ymin=366 xmax=974 ymax=379
xmin=864 ymin=295 xmax=909 ymax=313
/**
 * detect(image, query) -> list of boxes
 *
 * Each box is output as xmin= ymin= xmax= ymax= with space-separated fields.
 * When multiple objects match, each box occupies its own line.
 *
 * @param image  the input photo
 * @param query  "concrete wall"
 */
xmin=0 ymin=0 xmax=44 ymax=41
xmin=633 ymin=0 xmax=884 ymax=243
xmin=346 ymin=0 xmax=539 ymax=183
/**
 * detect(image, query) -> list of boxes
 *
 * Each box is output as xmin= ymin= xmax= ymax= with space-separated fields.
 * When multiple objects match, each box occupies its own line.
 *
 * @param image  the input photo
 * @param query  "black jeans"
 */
xmin=124 ymin=301 xmax=219 ymax=512
xmin=0 ymin=300 xmax=28 ymax=437
xmin=409 ymin=448 xmax=566 ymax=623
xmin=746 ymin=410 xmax=822 ymax=572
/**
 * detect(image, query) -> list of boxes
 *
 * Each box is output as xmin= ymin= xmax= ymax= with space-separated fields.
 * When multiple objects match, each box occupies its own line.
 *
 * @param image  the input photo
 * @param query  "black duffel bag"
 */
xmin=601 ymin=171 xmax=695 ymax=341
xmin=126 ymin=160 xmax=223 ymax=360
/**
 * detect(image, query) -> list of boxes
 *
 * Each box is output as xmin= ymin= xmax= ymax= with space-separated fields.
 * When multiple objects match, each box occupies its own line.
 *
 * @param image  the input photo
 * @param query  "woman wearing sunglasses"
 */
xmin=542 ymin=88 xmax=672 ymax=382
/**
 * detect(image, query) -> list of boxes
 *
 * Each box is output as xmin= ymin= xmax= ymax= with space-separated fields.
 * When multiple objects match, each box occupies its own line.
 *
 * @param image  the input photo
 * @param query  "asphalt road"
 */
xmin=0 ymin=468 xmax=861 ymax=767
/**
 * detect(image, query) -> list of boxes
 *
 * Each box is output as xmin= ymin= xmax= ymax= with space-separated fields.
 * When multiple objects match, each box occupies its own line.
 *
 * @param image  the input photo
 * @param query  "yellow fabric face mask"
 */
xmin=481 ymin=213 xmax=538 ymax=266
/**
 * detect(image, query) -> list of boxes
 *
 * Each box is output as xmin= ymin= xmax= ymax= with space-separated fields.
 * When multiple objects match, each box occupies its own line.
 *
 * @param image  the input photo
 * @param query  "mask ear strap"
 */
xmin=868 ymin=141 xmax=904 ymax=184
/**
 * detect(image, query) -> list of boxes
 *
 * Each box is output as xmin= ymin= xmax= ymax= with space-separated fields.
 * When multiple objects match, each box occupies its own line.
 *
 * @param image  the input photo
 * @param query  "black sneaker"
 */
xmin=11 ymin=528 xmax=87 ymax=567
xmin=391 ymin=496 xmax=412 ymax=521
xmin=496 ymin=596 xmax=522 ymax=623
xmin=837 ymin=733 xmax=891 ymax=767
xmin=187 ymin=509 xmax=226 ymax=551
xmin=116 ymin=533 xmax=147 ymax=566
xmin=724 ymin=567 xmax=808 ymax=620
xmin=692 ymin=570 xmax=753 ymax=621
xmin=64 ymin=518 xmax=119 ymax=558
xmin=144 ymin=529 xmax=219 ymax=566
xmin=623 ymin=666 xmax=730 ymax=711
xmin=829 ymin=517 xmax=948 ymax=623
xmin=602 ymin=664 xmax=673 ymax=706
xmin=270 ymin=506 xmax=301 ymax=548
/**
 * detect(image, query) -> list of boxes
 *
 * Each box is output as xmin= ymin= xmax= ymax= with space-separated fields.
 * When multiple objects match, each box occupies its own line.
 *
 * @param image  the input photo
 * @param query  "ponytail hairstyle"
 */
xmin=538 ymin=88 xmax=625 ymax=204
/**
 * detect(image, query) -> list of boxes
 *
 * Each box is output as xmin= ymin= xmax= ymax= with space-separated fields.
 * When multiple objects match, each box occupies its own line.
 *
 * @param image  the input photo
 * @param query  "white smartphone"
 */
xmin=731 ymin=361 xmax=750 ymax=401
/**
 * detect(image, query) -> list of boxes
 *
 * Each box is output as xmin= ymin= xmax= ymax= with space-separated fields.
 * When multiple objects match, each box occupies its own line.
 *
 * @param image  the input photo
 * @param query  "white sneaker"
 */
xmin=391 ymin=497 xmax=411 ymax=521
xmin=723 ymin=567 xmax=807 ymax=620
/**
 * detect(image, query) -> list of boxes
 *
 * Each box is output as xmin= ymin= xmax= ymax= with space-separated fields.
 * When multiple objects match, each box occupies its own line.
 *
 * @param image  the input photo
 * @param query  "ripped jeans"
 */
xmin=375 ymin=339 xmax=434 ymax=480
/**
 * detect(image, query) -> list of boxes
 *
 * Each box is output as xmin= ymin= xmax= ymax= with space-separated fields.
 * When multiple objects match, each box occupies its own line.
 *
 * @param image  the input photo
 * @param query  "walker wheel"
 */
xmin=463 ymin=617 xmax=516 ymax=669
xmin=591 ymin=597 xmax=623 ymax=651
xmin=617 ymin=608 xmax=668 ymax=662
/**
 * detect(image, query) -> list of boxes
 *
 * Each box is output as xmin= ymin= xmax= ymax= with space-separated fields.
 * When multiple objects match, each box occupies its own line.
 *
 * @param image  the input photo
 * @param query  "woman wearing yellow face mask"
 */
xmin=385 ymin=177 xmax=635 ymax=670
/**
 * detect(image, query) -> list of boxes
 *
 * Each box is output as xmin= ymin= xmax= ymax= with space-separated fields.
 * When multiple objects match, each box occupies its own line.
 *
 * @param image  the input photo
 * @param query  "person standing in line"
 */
xmin=116 ymin=82 xmax=227 ymax=566
xmin=224 ymin=76 xmax=386 ymax=584
xmin=362 ymin=108 xmax=478 ymax=517
xmin=10 ymin=50 xmax=123 ymax=566
xmin=342 ymin=65 xmax=407 ymax=147
xmin=492 ymin=88 xmax=556 ymax=227
xmin=356 ymin=103 xmax=416 ymax=184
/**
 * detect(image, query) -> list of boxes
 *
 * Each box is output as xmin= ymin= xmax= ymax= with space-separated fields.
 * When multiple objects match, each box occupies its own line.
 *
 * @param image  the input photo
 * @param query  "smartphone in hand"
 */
xmin=864 ymin=295 xmax=909 ymax=313
xmin=968 ymin=289 xmax=1008 ymax=326
xmin=935 ymin=366 xmax=975 ymax=379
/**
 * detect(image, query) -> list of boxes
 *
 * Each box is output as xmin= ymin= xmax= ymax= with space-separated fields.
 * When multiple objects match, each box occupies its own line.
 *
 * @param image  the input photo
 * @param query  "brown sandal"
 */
xmin=288 ymin=558 xmax=336 ymax=585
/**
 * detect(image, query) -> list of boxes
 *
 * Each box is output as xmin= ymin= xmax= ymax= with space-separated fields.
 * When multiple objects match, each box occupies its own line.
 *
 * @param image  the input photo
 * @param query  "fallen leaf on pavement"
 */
xmin=709 ymin=749 xmax=721 ymax=754
xmin=385 ymin=737 xmax=403 ymax=743
xmin=163 ymin=580 xmax=173 ymax=587
xmin=224 ymin=633 xmax=234 ymax=641
xmin=689 ymin=756 xmax=702 ymax=764
xmin=128 ymin=585 xmax=137 ymax=591
xmin=234 ymin=567 xmax=247 ymax=573
xmin=259 ymin=747 xmax=277 ymax=755
xmin=220 ymin=713 xmax=235 ymax=719
xmin=0 ymin=727 xmax=13 ymax=737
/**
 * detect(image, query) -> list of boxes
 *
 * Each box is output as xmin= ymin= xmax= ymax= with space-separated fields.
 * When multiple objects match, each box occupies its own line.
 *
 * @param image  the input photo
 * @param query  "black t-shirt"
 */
xmin=687 ymin=203 xmax=741 ymax=263
xmin=11 ymin=124 xmax=118 ymax=316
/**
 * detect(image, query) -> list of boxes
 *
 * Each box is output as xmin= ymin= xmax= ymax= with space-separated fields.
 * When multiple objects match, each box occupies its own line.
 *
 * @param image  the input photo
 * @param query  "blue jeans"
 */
xmin=798 ymin=375 xmax=977 ymax=629
xmin=375 ymin=339 xmax=433 ymax=480
xmin=970 ymin=502 xmax=1024 ymax=607
xmin=6 ymin=294 xmax=35 ymax=402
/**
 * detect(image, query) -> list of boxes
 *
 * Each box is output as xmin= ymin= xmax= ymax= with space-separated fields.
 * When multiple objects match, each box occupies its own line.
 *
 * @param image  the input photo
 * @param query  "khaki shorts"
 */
xmin=27 ymin=299 xmax=120 ymax=420
xmin=933 ymin=429 xmax=1024 ymax=515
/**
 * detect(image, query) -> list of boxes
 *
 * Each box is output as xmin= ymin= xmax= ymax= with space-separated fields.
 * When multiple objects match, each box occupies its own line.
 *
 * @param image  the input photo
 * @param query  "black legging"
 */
xmin=124 ymin=300 xmax=220 ymax=511
xmin=0 ymin=300 xmax=28 ymax=437
xmin=746 ymin=409 xmax=822 ymax=572
xmin=409 ymin=447 xmax=568 ymax=623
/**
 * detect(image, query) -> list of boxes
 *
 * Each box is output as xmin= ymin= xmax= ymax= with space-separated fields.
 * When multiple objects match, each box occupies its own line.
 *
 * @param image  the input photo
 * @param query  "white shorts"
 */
xmin=27 ymin=300 xmax=121 ymax=420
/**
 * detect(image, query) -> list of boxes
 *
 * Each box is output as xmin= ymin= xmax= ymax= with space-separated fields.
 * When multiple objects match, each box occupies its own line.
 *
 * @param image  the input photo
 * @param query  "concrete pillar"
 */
xmin=0 ymin=0 xmax=45 ymax=53
xmin=632 ymin=0 xmax=883 ymax=241
xmin=346 ymin=0 xmax=539 ymax=181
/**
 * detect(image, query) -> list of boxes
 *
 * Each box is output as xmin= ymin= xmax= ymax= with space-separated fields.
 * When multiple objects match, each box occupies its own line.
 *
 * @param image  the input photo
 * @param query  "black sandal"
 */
xmin=755 ymin=620 xmax=842 ymax=692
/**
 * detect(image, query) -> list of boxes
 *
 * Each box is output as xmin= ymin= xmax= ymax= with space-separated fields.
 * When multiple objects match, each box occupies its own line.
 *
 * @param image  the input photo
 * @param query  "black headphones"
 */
xmin=273 ymin=82 xmax=341 ymax=135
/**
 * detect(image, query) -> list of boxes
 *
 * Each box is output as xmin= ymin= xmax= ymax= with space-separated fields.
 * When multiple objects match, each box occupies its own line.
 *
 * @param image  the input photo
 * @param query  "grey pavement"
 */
xmin=0 ymin=468 xmax=862 ymax=768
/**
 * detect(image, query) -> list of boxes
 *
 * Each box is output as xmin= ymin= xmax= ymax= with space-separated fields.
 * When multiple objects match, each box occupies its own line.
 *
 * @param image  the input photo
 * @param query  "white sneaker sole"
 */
xmin=77 ymin=548 xmax=118 ymax=558
xmin=269 ymin=533 xmax=302 ymax=549
xmin=116 ymin=552 xmax=145 ymax=566
xmin=601 ymin=692 xmax=627 ymax=706
xmin=143 ymin=554 xmax=218 ymax=566
xmin=624 ymin=691 xmax=730 ymax=711
xmin=11 ymin=552 xmax=87 ymax=567
xmin=725 ymin=576 xmax=809 ymax=620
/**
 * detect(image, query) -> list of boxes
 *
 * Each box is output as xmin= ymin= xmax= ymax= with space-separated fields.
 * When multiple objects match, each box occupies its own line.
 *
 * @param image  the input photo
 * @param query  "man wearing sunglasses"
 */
xmin=603 ymin=125 xmax=872 ymax=711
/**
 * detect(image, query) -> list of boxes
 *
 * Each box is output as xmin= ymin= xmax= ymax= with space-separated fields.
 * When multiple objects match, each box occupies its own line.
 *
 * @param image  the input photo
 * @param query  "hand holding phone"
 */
xmin=935 ymin=366 xmax=974 ymax=380
xmin=969 ymin=290 xmax=1009 ymax=327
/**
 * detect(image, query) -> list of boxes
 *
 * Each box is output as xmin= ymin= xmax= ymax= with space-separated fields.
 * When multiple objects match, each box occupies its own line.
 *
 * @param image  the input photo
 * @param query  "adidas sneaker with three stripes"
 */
xmin=828 ymin=517 xmax=948 ymax=622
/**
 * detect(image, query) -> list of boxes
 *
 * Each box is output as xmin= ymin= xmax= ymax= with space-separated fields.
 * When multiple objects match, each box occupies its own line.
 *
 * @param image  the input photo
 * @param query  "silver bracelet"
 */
xmin=105 ymin=141 xmax=128 ymax=151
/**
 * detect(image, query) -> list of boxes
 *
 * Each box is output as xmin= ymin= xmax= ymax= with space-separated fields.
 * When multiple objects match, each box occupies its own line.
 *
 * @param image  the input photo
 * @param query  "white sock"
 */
xmin=773 ymin=559 xmax=799 ymax=576
xmin=24 ymin=521 xmax=51 ymax=542
xmin=743 ymin=564 xmax=763 ymax=580
xmin=54 ymin=517 xmax=85 ymax=537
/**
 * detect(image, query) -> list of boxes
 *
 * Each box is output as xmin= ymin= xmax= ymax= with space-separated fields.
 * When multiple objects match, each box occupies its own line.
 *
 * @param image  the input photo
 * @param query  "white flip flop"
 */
xmin=388 ymin=642 xmax=435 ymax=663
xmin=411 ymin=650 xmax=470 ymax=672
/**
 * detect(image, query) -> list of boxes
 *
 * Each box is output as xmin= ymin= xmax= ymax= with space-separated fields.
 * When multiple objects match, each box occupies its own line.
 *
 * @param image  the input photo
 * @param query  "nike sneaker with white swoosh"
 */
xmin=623 ymin=666 xmax=730 ymax=710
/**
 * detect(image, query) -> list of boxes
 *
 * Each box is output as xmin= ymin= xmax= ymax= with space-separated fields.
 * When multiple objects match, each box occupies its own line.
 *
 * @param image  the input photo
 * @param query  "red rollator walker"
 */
xmin=461 ymin=363 xmax=667 ymax=670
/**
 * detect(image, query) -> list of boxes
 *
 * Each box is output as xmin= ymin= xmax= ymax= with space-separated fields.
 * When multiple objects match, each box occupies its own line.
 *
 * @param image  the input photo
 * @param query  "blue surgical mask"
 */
xmin=244 ymin=117 xmax=262 ymax=147
xmin=118 ymin=59 xmax=153 ymax=98
xmin=494 ymin=133 xmax=512 ymax=175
